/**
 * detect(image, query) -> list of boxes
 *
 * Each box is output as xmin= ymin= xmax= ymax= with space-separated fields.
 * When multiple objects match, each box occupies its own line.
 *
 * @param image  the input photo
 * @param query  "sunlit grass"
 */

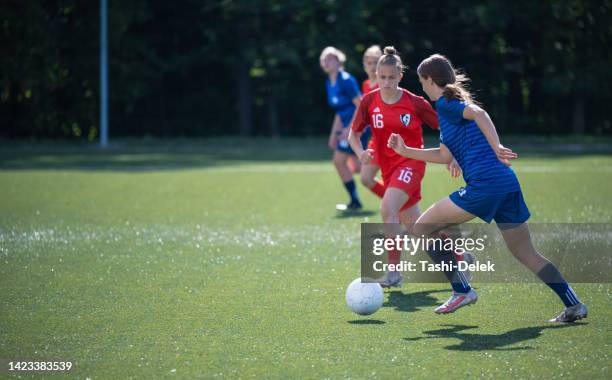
xmin=1 ymin=140 xmax=611 ymax=378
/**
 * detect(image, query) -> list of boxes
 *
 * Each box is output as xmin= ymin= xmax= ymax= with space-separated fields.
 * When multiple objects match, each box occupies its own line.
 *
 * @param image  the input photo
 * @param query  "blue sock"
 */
xmin=537 ymin=263 xmax=581 ymax=307
xmin=343 ymin=180 xmax=360 ymax=205
xmin=425 ymin=245 xmax=471 ymax=293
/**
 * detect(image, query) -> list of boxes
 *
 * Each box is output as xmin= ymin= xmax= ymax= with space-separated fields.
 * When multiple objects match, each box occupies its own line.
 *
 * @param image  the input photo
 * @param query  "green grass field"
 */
xmin=1 ymin=139 xmax=611 ymax=379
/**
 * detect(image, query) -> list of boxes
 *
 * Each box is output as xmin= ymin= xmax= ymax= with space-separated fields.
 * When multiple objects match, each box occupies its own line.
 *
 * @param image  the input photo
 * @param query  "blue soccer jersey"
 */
xmin=326 ymin=70 xmax=361 ymax=127
xmin=436 ymin=97 xmax=519 ymax=194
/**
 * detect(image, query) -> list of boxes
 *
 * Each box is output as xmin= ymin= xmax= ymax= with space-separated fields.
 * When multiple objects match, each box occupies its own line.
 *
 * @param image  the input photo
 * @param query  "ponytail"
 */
xmin=417 ymin=54 xmax=476 ymax=104
xmin=442 ymin=74 xmax=474 ymax=104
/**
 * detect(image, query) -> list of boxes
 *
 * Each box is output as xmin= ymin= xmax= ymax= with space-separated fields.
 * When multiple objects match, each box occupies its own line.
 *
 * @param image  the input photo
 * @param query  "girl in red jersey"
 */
xmin=349 ymin=46 xmax=461 ymax=287
xmin=359 ymin=45 xmax=386 ymax=199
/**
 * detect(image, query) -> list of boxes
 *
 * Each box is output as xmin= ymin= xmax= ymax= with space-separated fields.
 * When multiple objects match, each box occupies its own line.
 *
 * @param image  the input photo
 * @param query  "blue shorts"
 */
xmin=336 ymin=127 xmax=372 ymax=154
xmin=449 ymin=186 xmax=531 ymax=228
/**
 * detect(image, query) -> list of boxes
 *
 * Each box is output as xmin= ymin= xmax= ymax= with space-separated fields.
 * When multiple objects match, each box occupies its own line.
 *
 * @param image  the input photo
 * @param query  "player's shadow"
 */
xmin=404 ymin=323 xmax=584 ymax=351
xmin=383 ymin=289 xmax=449 ymax=313
xmin=347 ymin=319 xmax=386 ymax=325
xmin=333 ymin=210 xmax=377 ymax=219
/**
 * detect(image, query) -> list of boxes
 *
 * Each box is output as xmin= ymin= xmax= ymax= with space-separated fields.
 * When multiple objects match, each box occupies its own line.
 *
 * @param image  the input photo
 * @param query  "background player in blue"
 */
xmin=320 ymin=46 xmax=370 ymax=211
xmin=388 ymin=54 xmax=587 ymax=322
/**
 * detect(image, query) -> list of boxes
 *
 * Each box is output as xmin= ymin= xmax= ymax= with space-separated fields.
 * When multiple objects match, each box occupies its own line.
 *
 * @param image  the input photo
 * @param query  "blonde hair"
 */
xmin=377 ymin=46 xmax=406 ymax=73
xmin=363 ymin=45 xmax=382 ymax=60
xmin=320 ymin=46 xmax=346 ymax=66
xmin=417 ymin=54 xmax=474 ymax=104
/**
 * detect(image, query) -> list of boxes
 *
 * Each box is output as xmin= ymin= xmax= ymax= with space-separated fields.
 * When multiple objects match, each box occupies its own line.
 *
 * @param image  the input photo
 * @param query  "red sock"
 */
xmin=388 ymin=249 xmax=401 ymax=266
xmin=369 ymin=180 xmax=385 ymax=198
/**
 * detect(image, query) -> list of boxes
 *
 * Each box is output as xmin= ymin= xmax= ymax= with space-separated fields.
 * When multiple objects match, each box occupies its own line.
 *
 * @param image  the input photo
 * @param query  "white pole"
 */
xmin=100 ymin=0 xmax=108 ymax=147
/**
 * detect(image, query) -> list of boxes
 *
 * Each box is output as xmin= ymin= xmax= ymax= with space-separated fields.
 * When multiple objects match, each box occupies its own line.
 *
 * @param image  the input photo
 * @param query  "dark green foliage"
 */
xmin=1 ymin=0 xmax=611 ymax=139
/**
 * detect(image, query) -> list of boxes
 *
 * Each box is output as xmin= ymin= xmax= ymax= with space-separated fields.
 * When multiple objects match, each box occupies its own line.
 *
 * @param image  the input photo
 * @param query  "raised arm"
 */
xmin=463 ymin=104 xmax=517 ymax=166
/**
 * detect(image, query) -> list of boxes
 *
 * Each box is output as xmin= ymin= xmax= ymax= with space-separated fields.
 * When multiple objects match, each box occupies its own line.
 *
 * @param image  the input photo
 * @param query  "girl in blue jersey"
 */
xmin=320 ymin=46 xmax=370 ymax=211
xmin=388 ymin=54 xmax=587 ymax=322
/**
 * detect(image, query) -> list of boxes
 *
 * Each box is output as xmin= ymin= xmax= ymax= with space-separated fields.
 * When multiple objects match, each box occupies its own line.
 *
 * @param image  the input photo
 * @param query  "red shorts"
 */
xmin=367 ymin=138 xmax=378 ymax=166
xmin=385 ymin=165 xmax=424 ymax=211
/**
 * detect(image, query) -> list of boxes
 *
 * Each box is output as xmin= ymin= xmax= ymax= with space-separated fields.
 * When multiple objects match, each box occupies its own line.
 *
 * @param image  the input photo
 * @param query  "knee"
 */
xmin=401 ymin=221 xmax=415 ymax=236
xmin=412 ymin=223 xmax=428 ymax=238
xmin=334 ymin=152 xmax=348 ymax=165
xmin=380 ymin=203 xmax=399 ymax=223
xmin=399 ymin=213 xmax=417 ymax=235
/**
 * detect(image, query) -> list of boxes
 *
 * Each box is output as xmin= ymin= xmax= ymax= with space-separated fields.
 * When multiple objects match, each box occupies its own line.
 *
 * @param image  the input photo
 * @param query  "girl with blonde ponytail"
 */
xmin=319 ymin=46 xmax=369 ymax=211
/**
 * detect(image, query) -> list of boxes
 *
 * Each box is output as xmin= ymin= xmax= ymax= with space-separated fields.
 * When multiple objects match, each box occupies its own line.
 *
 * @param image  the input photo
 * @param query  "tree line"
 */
xmin=2 ymin=0 xmax=610 ymax=140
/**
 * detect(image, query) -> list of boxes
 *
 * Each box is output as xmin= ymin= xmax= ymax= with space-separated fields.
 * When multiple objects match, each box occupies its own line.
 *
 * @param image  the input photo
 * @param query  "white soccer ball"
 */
xmin=345 ymin=278 xmax=384 ymax=315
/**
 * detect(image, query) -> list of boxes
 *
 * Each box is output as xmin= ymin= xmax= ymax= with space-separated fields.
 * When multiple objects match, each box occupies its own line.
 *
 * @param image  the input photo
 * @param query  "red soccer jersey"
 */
xmin=351 ymin=88 xmax=439 ymax=181
xmin=362 ymin=79 xmax=380 ymax=150
xmin=361 ymin=79 xmax=379 ymax=96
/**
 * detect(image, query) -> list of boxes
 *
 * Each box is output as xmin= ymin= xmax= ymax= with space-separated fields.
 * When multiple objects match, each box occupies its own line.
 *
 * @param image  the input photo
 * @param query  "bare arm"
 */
xmin=387 ymin=133 xmax=453 ymax=164
xmin=329 ymin=114 xmax=342 ymax=136
xmin=347 ymin=94 xmax=374 ymax=163
xmin=463 ymin=104 xmax=517 ymax=165
xmin=347 ymin=129 xmax=363 ymax=156
xmin=348 ymin=129 xmax=374 ymax=164
xmin=337 ymin=96 xmax=363 ymax=141
xmin=327 ymin=115 xmax=343 ymax=150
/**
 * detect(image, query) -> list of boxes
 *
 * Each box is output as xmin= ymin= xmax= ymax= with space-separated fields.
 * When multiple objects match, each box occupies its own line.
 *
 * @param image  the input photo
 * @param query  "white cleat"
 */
xmin=434 ymin=289 xmax=478 ymax=314
xmin=549 ymin=303 xmax=588 ymax=323
xmin=375 ymin=271 xmax=404 ymax=288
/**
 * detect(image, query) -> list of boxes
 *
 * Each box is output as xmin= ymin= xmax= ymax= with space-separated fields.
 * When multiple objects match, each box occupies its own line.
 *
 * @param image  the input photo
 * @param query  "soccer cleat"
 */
xmin=336 ymin=201 xmax=363 ymax=211
xmin=375 ymin=271 xmax=403 ymax=288
xmin=549 ymin=303 xmax=588 ymax=323
xmin=434 ymin=289 xmax=478 ymax=314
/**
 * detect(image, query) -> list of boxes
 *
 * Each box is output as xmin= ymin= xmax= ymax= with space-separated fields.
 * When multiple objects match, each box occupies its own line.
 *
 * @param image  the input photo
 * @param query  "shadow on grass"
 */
xmin=384 ymin=289 xmax=449 ymax=313
xmin=2 ymin=138 xmax=609 ymax=172
xmin=0 ymin=139 xmax=332 ymax=172
xmin=348 ymin=319 xmax=386 ymax=325
xmin=333 ymin=210 xmax=377 ymax=219
xmin=404 ymin=323 xmax=585 ymax=351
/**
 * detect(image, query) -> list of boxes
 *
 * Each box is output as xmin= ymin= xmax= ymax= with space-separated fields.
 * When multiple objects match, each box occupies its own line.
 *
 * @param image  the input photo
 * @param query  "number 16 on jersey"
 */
xmin=372 ymin=114 xmax=384 ymax=129
xmin=398 ymin=168 xmax=412 ymax=183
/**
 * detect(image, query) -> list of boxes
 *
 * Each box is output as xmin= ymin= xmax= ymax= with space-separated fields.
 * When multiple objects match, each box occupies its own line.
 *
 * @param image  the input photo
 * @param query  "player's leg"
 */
xmin=360 ymin=163 xmax=385 ymax=198
xmin=499 ymin=223 xmax=587 ymax=322
xmin=347 ymin=155 xmax=361 ymax=174
xmin=413 ymin=197 xmax=476 ymax=236
xmin=414 ymin=197 xmax=479 ymax=313
xmin=400 ymin=201 xmax=480 ymax=281
xmin=498 ymin=223 xmax=549 ymax=271
xmin=358 ymin=127 xmax=383 ymax=197
xmin=376 ymin=202 xmax=421 ymax=288
xmin=333 ymin=150 xmax=362 ymax=210
xmin=380 ymin=187 xmax=408 ymax=224
xmin=375 ymin=187 xmax=409 ymax=287
xmin=399 ymin=202 xmax=421 ymax=233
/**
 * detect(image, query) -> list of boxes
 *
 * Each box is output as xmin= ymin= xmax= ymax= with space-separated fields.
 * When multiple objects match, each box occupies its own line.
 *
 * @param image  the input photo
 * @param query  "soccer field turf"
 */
xmin=1 ymin=140 xmax=611 ymax=379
